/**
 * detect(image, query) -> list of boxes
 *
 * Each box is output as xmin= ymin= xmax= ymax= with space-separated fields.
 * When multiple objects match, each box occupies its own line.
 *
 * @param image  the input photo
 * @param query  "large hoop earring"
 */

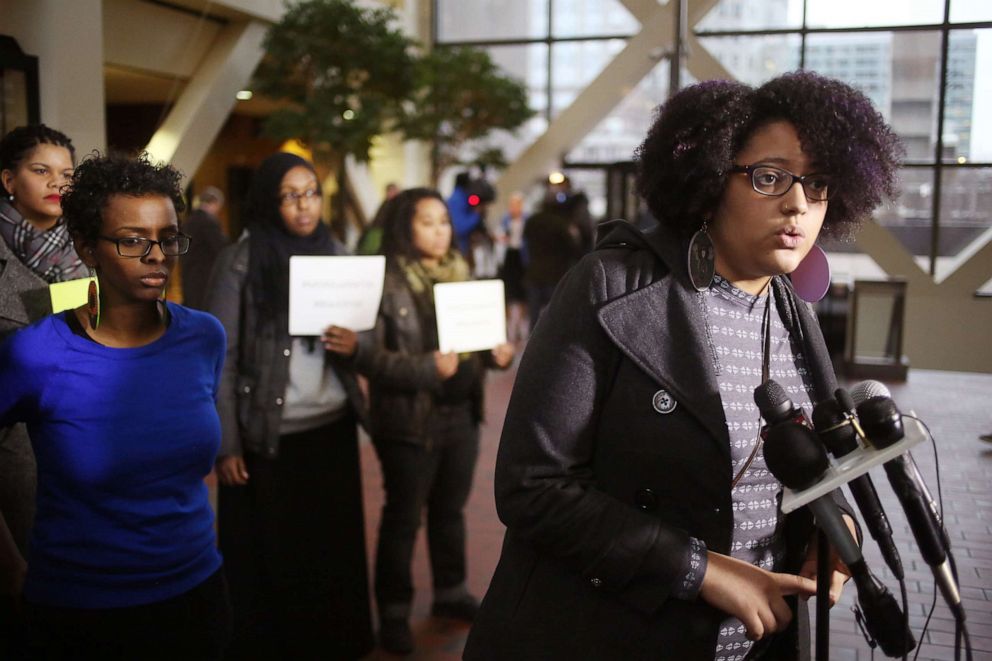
xmin=687 ymin=222 xmax=716 ymax=291
xmin=86 ymin=269 xmax=100 ymax=330
xmin=790 ymin=244 xmax=831 ymax=303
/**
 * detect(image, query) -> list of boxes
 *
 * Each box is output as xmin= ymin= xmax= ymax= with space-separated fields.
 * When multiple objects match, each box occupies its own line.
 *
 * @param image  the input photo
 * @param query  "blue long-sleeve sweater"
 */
xmin=0 ymin=302 xmax=224 ymax=608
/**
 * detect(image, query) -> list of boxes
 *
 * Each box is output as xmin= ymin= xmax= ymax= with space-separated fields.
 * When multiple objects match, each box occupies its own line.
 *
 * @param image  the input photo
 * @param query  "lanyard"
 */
xmin=730 ymin=290 xmax=773 ymax=489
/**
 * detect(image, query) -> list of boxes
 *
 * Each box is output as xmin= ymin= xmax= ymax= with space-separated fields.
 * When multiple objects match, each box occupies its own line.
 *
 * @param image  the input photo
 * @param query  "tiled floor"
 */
xmin=355 ymin=364 xmax=992 ymax=660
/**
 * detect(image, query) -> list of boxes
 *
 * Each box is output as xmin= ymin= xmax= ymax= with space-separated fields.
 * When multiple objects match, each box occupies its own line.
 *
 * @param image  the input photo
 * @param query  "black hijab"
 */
xmin=246 ymin=152 xmax=338 ymax=329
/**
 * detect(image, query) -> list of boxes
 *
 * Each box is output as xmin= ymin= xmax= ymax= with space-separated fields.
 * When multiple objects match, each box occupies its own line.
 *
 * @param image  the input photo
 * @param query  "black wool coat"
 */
xmin=464 ymin=221 xmax=853 ymax=660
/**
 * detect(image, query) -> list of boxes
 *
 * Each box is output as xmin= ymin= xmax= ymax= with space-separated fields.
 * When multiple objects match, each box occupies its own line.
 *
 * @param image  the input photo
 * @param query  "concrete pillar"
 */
xmin=144 ymin=20 xmax=267 ymax=179
xmin=3 ymin=0 xmax=106 ymax=154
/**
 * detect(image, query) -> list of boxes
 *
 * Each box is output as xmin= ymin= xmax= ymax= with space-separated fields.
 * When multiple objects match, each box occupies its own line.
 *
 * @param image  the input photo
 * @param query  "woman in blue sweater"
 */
xmin=0 ymin=153 xmax=230 ymax=659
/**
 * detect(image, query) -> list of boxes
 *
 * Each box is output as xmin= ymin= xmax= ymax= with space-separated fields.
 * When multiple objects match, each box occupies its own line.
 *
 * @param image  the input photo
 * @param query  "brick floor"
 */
xmin=353 ymin=366 xmax=992 ymax=660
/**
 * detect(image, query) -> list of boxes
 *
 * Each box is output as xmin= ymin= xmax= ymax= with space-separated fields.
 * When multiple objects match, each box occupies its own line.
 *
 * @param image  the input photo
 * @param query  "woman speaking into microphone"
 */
xmin=465 ymin=71 xmax=902 ymax=661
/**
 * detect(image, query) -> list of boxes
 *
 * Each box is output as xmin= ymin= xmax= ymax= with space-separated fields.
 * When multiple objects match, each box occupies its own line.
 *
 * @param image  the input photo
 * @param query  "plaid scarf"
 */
xmin=0 ymin=198 xmax=87 ymax=283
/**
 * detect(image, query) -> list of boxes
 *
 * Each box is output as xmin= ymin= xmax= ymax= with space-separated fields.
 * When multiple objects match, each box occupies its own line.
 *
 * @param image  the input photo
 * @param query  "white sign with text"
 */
xmin=288 ymin=255 xmax=386 ymax=335
xmin=434 ymin=279 xmax=507 ymax=353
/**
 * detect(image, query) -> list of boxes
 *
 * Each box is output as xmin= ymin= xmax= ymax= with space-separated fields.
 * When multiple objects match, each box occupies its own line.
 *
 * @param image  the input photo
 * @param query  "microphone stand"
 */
xmin=815 ymin=530 xmax=832 ymax=661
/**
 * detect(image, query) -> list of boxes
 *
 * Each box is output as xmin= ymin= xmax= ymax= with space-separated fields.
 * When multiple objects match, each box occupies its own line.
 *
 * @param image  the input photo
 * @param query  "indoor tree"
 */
xmin=397 ymin=46 xmax=534 ymax=186
xmin=252 ymin=0 xmax=415 ymax=232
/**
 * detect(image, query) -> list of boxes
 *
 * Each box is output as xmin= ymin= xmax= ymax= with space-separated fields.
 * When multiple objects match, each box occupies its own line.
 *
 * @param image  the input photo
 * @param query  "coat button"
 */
xmin=634 ymin=488 xmax=658 ymax=512
xmin=242 ymin=385 xmax=251 ymax=394
xmin=652 ymin=389 xmax=677 ymax=414
xmin=275 ymin=397 xmax=284 ymax=405
xmin=283 ymin=348 xmax=291 ymax=357
xmin=590 ymin=578 xmax=603 ymax=588
xmin=399 ymin=307 xmax=408 ymax=317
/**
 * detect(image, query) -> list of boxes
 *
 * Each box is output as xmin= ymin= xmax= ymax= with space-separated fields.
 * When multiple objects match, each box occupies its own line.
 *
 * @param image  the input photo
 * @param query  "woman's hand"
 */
xmin=491 ymin=342 xmax=515 ymax=368
xmin=797 ymin=515 xmax=856 ymax=606
xmin=321 ymin=325 xmax=358 ymax=357
xmin=434 ymin=351 xmax=459 ymax=380
xmin=699 ymin=552 xmax=817 ymax=642
xmin=216 ymin=455 xmax=250 ymax=486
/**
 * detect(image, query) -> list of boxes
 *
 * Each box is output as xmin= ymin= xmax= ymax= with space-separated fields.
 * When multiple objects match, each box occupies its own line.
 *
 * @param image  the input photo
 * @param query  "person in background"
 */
xmin=496 ymin=191 xmax=528 ymax=343
xmin=348 ymin=187 xmax=514 ymax=655
xmin=469 ymin=223 xmax=499 ymax=280
xmin=0 ymin=125 xmax=86 ymax=284
xmin=447 ymin=172 xmax=483 ymax=257
xmin=0 ymin=124 xmax=80 ymax=658
xmin=0 ymin=152 xmax=231 ymax=659
xmin=207 ymin=152 xmax=374 ymax=660
xmin=466 ymin=71 xmax=902 ymax=660
xmin=521 ymin=194 xmax=583 ymax=329
xmin=384 ymin=181 xmax=400 ymax=201
xmin=356 ymin=182 xmax=401 ymax=256
xmin=180 ymin=185 xmax=228 ymax=310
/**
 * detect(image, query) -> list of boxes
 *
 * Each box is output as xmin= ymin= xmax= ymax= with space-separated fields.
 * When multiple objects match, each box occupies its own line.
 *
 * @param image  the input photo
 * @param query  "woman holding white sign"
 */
xmin=206 ymin=152 xmax=374 ymax=659
xmin=349 ymin=187 xmax=514 ymax=654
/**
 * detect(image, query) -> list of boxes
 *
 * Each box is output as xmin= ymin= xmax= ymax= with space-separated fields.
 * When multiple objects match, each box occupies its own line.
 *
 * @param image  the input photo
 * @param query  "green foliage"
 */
xmin=472 ymin=146 xmax=509 ymax=171
xmin=397 ymin=46 xmax=535 ymax=180
xmin=253 ymin=0 xmax=416 ymax=165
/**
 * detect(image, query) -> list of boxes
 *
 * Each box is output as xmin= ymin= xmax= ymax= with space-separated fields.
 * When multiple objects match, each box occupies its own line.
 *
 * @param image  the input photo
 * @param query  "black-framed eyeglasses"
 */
xmin=279 ymin=189 xmax=320 ymax=206
xmin=98 ymin=234 xmax=191 ymax=258
xmin=730 ymin=164 xmax=834 ymax=202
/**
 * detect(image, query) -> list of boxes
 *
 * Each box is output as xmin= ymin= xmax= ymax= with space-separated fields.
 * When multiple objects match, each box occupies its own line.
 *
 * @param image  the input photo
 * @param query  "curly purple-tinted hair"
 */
xmin=635 ymin=71 xmax=903 ymax=239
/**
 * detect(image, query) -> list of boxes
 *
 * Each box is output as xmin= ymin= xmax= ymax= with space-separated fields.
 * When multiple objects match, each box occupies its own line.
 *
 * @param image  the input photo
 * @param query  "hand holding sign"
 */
xmin=321 ymin=325 xmax=358 ymax=357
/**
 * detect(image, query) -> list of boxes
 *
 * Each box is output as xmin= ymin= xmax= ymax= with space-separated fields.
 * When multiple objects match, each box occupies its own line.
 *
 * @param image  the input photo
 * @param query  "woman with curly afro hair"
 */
xmin=465 ymin=71 xmax=902 ymax=661
xmin=0 ymin=152 xmax=232 ymax=659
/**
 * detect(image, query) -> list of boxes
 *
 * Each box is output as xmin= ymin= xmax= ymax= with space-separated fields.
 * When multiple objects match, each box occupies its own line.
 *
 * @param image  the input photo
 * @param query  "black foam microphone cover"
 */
xmin=764 ymin=422 xmax=829 ymax=490
xmin=856 ymin=396 xmax=904 ymax=448
xmin=754 ymin=380 xmax=795 ymax=425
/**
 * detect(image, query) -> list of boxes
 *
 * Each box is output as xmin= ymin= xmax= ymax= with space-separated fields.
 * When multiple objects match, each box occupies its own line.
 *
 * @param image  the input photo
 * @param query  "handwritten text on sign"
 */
xmin=434 ymin=279 xmax=507 ymax=353
xmin=289 ymin=255 xmax=386 ymax=335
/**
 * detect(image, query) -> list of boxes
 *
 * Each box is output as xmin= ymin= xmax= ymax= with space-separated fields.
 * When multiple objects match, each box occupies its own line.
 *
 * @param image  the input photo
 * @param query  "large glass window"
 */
xmin=937 ymin=166 xmax=992 ymax=280
xmin=463 ymin=44 xmax=550 ymax=165
xmin=483 ymin=43 xmax=550 ymax=115
xmin=567 ymin=58 xmax=673 ymax=164
xmin=944 ymin=28 xmax=990 ymax=163
xmin=951 ymin=0 xmax=992 ymax=23
xmin=434 ymin=0 xmax=992 ymax=284
xmin=805 ymin=31 xmax=943 ymax=163
xmin=695 ymin=0 xmax=804 ymax=31
xmin=874 ymin=167 xmax=936 ymax=268
xmin=696 ymin=34 xmax=801 ymax=85
xmin=806 ymin=0 xmax=944 ymax=28
xmin=550 ymin=40 xmax=626 ymax=117
xmin=436 ymin=0 xmax=548 ymax=42
xmin=552 ymin=0 xmax=639 ymax=38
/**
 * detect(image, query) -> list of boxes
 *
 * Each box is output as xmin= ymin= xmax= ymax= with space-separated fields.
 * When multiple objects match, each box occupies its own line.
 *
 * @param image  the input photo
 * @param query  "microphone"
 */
xmin=850 ymin=381 xmax=903 ymax=448
xmin=762 ymin=420 xmax=916 ymax=657
xmin=754 ymin=380 xmax=810 ymax=439
xmin=851 ymin=380 xmax=964 ymax=621
xmin=812 ymin=391 xmax=904 ymax=579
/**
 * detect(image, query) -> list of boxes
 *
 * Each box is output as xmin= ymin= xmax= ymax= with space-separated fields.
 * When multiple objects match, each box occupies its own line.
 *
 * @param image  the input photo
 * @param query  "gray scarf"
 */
xmin=0 ymin=198 xmax=87 ymax=283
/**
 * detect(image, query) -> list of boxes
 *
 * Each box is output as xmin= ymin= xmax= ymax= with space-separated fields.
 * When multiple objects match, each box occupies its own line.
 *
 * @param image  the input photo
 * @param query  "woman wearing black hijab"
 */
xmin=206 ymin=152 xmax=374 ymax=659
